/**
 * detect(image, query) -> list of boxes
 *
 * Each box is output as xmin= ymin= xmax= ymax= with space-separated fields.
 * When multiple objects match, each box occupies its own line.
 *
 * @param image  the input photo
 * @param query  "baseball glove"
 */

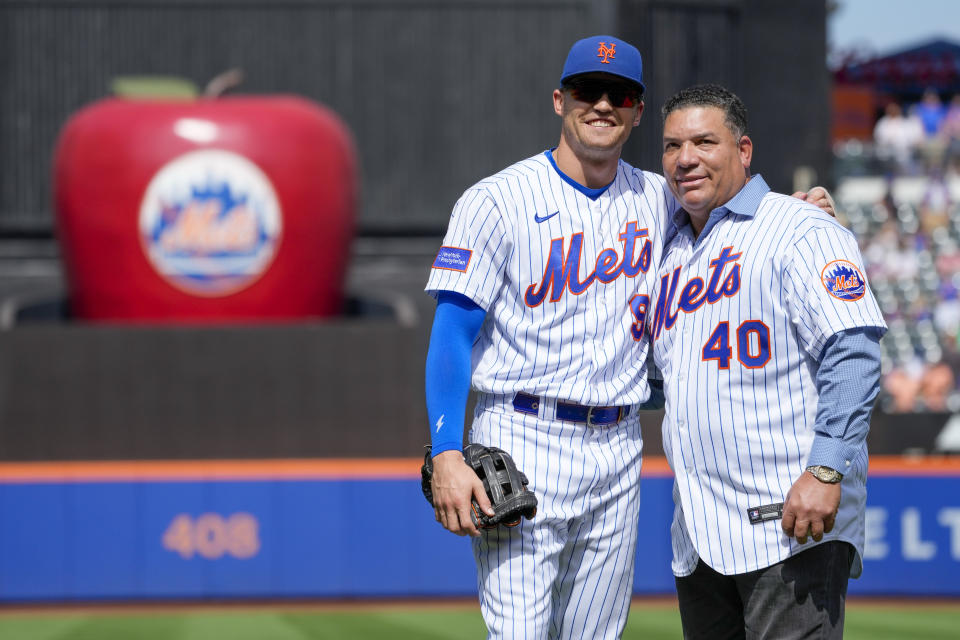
xmin=421 ymin=443 xmax=538 ymax=529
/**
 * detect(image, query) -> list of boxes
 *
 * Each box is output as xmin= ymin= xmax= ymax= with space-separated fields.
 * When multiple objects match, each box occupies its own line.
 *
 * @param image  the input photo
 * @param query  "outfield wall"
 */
xmin=1 ymin=457 xmax=957 ymax=601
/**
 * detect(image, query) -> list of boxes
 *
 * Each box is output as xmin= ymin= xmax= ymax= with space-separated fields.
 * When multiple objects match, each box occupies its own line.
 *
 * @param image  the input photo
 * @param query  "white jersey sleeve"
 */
xmin=426 ymin=188 xmax=510 ymax=311
xmin=782 ymin=211 xmax=887 ymax=359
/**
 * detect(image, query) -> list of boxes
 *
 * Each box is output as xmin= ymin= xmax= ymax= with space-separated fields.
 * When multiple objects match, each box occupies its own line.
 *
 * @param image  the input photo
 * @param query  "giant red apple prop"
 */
xmin=54 ymin=95 xmax=356 ymax=322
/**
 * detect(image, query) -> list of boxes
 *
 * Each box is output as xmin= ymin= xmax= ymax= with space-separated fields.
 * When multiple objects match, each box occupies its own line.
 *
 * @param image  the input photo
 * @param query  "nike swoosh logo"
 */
xmin=534 ymin=211 xmax=559 ymax=223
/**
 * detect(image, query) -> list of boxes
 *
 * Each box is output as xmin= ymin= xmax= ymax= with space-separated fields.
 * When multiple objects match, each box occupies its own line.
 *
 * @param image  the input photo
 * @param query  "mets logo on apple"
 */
xmin=138 ymin=149 xmax=283 ymax=296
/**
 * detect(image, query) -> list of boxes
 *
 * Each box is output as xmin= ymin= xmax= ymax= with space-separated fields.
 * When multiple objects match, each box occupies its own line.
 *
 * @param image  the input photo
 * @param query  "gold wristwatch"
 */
xmin=806 ymin=465 xmax=843 ymax=484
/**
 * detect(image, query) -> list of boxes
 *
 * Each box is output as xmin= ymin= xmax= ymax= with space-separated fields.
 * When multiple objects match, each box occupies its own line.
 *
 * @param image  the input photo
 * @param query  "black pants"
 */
xmin=675 ymin=541 xmax=855 ymax=640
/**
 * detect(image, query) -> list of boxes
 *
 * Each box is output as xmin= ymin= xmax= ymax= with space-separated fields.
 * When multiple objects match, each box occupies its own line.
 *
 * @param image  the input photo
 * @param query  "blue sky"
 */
xmin=829 ymin=0 xmax=960 ymax=58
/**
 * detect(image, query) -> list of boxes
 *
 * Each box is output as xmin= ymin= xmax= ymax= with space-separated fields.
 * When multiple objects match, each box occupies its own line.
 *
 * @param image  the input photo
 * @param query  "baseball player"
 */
xmin=425 ymin=36 xmax=673 ymax=639
xmin=646 ymin=84 xmax=886 ymax=639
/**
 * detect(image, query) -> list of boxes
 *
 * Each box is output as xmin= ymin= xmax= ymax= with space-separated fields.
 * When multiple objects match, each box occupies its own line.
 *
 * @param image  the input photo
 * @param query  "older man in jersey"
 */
xmin=647 ymin=84 xmax=886 ymax=639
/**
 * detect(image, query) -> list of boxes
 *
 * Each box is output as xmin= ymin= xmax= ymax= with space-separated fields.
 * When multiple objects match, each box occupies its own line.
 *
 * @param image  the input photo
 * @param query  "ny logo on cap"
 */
xmin=597 ymin=41 xmax=616 ymax=63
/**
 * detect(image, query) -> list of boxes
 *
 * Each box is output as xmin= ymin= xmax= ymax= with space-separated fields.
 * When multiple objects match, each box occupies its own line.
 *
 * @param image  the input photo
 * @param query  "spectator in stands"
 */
xmin=919 ymin=170 xmax=951 ymax=234
xmin=874 ymin=102 xmax=924 ymax=173
xmin=915 ymin=88 xmax=947 ymax=138
xmin=935 ymin=239 xmax=960 ymax=281
xmin=883 ymin=356 xmax=925 ymax=412
xmin=863 ymin=219 xmax=898 ymax=283
xmin=884 ymin=354 xmax=958 ymax=413
xmin=913 ymin=89 xmax=948 ymax=169
xmin=906 ymin=293 xmax=934 ymax=325
xmin=919 ymin=361 xmax=956 ymax=412
xmin=853 ymin=93 xmax=960 ymax=412
xmin=941 ymin=337 xmax=960 ymax=413
xmin=942 ymin=94 xmax=960 ymax=171
xmin=934 ymin=284 xmax=960 ymax=337
xmin=941 ymin=332 xmax=960 ymax=387
xmin=893 ymin=233 xmax=920 ymax=282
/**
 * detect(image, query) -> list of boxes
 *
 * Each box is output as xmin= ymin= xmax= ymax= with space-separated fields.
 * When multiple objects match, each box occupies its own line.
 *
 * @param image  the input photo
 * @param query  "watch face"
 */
xmin=810 ymin=466 xmax=841 ymax=483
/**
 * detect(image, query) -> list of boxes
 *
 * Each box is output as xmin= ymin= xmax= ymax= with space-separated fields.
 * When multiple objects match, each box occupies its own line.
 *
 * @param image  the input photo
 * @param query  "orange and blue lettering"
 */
xmin=705 ymin=246 xmax=742 ymax=303
xmin=525 ymin=233 xmax=592 ymax=306
xmin=524 ymin=223 xmax=651 ymax=307
xmin=651 ymin=245 xmax=744 ymax=340
xmin=629 ymin=293 xmax=649 ymax=341
xmin=651 ymin=267 xmax=682 ymax=340
xmin=678 ymin=277 xmax=706 ymax=313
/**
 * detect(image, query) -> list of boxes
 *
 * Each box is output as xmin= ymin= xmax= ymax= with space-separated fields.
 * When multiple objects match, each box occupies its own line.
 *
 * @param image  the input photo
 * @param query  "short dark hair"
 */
xmin=661 ymin=84 xmax=748 ymax=139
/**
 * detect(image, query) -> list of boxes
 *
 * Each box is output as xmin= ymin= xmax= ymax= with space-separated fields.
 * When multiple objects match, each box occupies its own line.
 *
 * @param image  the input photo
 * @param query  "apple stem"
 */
xmin=204 ymin=68 xmax=245 ymax=98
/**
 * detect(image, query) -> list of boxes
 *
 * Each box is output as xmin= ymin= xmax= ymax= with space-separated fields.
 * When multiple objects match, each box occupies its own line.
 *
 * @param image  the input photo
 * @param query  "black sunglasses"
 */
xmin=565 ymin=82 xmax=642 ymax=108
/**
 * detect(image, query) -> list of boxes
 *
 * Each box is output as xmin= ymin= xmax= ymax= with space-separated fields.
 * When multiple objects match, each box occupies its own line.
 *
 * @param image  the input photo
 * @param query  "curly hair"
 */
xmin=661 ymin=84 xmax=748 ymax=139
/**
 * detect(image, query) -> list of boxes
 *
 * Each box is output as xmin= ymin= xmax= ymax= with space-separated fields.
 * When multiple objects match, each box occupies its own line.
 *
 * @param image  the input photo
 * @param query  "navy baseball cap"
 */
xmin=560 ymin=35 xmax=645 ymax=93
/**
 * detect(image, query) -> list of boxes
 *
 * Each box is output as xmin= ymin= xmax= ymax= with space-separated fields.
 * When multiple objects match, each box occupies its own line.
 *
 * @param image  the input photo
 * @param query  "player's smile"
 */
xmin=579 ymin=111 xmax=623 ymax=139
xmin=585 ymin=117 xmax=615 ymax=127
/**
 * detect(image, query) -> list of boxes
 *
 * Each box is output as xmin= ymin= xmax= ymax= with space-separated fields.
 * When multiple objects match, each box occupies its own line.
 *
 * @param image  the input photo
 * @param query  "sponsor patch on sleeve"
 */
xmin=432 ymin=246 xmax=472 ymax=272
xmin=820 ymin=259 xmax=866 ymax=301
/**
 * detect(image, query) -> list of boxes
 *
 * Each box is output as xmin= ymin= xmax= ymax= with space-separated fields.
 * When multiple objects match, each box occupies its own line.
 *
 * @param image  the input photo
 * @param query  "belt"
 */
xmin=512 ymin=392 xmax=630 ymax=427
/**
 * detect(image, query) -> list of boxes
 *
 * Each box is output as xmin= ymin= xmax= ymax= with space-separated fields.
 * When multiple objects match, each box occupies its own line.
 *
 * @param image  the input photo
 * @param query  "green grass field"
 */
xmin=0 ymin=601 xmax=957 ymax=639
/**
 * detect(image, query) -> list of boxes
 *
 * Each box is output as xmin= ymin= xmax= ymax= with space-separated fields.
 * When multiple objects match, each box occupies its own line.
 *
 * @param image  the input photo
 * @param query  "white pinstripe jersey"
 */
xmin=647 ymin=176 xmax=886 ymax=577
xmin=426 ymin=151 xmax=676 ymax=406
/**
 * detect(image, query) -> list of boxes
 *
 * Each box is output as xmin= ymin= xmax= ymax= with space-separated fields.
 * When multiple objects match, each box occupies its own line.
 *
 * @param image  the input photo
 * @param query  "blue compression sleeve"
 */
xmin=425 ymin=291 xmax=486 ymax=456
xmin=806 ymin=327 xmax=883 ymax=474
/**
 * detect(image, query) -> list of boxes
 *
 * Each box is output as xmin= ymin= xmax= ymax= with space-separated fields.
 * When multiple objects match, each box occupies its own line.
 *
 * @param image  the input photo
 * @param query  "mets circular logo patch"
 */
xmin=820 ymin=259 xmax=866 ymax=301
xmin=139 ymin=149 xmax=283 ymax=297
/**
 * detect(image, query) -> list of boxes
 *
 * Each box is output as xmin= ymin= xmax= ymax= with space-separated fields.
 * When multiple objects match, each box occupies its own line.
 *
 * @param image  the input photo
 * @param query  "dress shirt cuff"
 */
xmin=806 ymin=436 xmax=861 ymax=476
